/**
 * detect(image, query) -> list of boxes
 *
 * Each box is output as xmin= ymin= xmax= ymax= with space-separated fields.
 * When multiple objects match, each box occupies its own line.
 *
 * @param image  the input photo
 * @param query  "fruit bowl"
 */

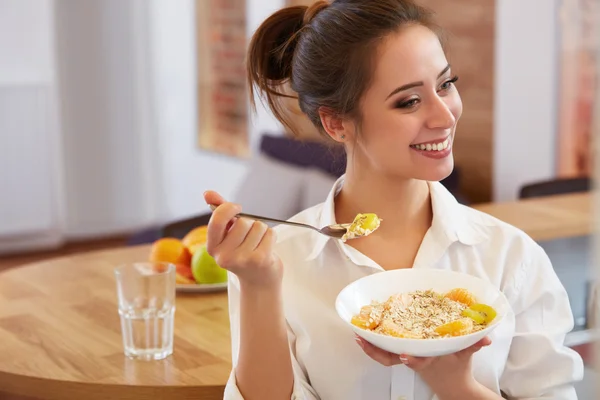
xmin=335 ymin=268 xmax=510 ymax=357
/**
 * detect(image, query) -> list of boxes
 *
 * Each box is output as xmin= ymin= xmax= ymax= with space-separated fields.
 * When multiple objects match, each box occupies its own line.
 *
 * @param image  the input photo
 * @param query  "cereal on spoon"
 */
xmin=342 ymin=213 xmax=382 ymax=242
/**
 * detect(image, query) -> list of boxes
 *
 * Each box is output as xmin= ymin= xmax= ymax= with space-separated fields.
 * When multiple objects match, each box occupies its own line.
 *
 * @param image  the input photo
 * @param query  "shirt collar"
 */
xmin=306 ymin=175 xmax=489 ymax=261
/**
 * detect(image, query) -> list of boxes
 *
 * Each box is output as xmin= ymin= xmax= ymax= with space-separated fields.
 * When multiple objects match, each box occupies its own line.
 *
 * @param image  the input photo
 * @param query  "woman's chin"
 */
xmin=414 ymin=158 xmax=455 ymax=182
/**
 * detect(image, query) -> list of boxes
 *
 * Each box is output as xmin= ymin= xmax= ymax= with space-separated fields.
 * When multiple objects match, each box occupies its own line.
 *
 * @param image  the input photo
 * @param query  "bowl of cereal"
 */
xmin=335 ymin=268 xmax=511 ymax=357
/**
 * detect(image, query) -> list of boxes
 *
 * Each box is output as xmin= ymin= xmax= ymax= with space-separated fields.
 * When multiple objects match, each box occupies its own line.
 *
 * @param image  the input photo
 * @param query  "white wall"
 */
xmin=0 ymin=0 xmax=65 ymax=253
xmin=0 ymin=0 xmax=55 ymax=85
xmin=493 ymin=0 xmax=560 ymax=201
xmin=53 ymin=0 xmax=169 ymax=237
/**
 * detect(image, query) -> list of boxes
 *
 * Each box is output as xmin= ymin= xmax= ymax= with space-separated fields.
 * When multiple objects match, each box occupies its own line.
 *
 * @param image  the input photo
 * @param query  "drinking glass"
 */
xmin=114 ymin=262 xmax=176 ymax=360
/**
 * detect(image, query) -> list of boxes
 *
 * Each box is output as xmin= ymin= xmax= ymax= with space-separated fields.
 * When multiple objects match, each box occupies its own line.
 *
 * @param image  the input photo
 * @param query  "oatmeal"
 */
xmin=342 ymin=213 xmax=382 ymax=242
xmin=351 ymin=288 xmax=496 ymax=339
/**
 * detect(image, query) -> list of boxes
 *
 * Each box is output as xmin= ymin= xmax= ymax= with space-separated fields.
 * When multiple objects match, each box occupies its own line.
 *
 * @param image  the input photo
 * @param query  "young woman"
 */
xmin=203 ymin=1 xmax=584 ymax=399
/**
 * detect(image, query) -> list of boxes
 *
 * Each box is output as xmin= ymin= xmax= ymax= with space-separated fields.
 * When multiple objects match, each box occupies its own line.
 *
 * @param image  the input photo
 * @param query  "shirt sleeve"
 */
xmin=223 ymin=273 xmax=320 ymax=400
xmin=499 ymin=243 xmax=585 ymax=399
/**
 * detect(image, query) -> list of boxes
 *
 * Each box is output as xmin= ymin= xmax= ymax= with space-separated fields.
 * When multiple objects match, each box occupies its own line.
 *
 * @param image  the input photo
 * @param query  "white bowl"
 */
xmin=335 ymin=268 xmax=511 ymax=357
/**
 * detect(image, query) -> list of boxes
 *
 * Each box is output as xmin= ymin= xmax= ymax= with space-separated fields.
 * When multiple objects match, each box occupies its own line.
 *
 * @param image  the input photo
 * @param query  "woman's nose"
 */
xmin=425 ymin=96 xmax=456 ymax=130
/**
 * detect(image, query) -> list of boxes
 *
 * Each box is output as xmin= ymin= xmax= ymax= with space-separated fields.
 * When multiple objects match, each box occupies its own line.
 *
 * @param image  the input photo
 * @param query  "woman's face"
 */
xmin=345 ymin=24 xmax=463 ymax=182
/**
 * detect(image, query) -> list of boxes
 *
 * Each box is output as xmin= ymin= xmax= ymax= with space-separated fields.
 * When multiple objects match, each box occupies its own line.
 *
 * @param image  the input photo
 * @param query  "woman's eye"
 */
xmin=439 ymin=75 xmax=459 ymax=91
xmin=395 ymin=98 xmax=419 ymax=109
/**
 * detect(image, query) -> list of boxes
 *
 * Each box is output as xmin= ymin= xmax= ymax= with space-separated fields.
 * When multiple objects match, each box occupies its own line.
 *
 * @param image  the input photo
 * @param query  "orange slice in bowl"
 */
xmin=351 ymin=305 xmax=379 ymax=330
xmin=379 ymin=320 xmax=420 ymax=339
xmin=444 ymin=288 xmax=477 ymax=306
xmin=434 ymin=318 xmax=474 ymax=337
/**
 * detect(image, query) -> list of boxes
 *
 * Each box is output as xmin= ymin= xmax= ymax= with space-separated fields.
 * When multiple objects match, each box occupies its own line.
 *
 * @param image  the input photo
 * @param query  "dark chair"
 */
xmin=159 ymin=213 xmax=211 ymax=239
xmin=126 ymin=213 xmax=212 ymax=245
xmin=260 ymin=133 xmax=346 ymax=178
xmin=126 ymin=226 xmax=163 ymax=245
xmin=518 ymin=177 xmax=591 ymax=199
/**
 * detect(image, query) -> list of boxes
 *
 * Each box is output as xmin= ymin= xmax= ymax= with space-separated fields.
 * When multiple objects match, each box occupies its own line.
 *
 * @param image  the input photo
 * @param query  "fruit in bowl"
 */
xmin=149 ymin=238 xmax=193 ymax=283
xmin=191 ymin=245 xmax=228 ymax=284
xmin=182 ymin=225 xmax=208 ymax=255
xmin=148 ymin=227 xmax=228 ymax=287
xmin=335 ymin=269 xmax=510 ymax=357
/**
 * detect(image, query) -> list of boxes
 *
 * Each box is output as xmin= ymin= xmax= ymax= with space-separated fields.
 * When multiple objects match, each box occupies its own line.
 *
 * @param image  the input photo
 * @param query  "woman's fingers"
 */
xmin=239 ymin=221 xmax=269 ymax=251
xmin=399 ymin=354 xmax=435 ymax=370
xmin=203 ymin=190 xmax=226 ymax=208
xmin=355 ymin=336 xmax=401 ymax=367
xmin=219 ymin=217 xmax=255 ymax=251
xmin=202 ymin=191 xmax=283 ymax=287
xmin=458 ymin=337 xmax=492 ymax=358
xmin=256 ymin=225 xmax=277 ymax=253
xmin=206 ymin=201 xmax=241 ymax=254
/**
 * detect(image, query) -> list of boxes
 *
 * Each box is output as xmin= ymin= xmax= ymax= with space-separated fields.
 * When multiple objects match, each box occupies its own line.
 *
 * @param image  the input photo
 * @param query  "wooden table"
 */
xmin=0 ymin=246 xmax=231 ymax=400
xmin=472 ymin=192 xmax=594 ymax=242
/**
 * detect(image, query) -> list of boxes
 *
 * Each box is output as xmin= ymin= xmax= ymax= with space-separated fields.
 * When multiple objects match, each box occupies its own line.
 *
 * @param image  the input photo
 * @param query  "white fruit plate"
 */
xmin=176 ymin=282 xmax=228 ymax=293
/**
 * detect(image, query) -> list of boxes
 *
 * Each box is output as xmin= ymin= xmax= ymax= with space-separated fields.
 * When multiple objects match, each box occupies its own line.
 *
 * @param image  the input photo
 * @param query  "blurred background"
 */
xmin=0 ymin=0 xmax=598 ymax=397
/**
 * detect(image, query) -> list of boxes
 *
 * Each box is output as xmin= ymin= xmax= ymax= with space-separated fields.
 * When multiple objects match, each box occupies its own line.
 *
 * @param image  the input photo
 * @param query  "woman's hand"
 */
xmin=355 ymin=335 xmax=492 ymax=399
xmin=204 ymin=191 xmax=283 ymax=289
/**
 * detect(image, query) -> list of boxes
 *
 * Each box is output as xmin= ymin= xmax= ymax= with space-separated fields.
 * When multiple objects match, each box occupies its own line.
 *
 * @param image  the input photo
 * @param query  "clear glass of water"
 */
xmin=114 ymin=262 xmax=176 ymax=361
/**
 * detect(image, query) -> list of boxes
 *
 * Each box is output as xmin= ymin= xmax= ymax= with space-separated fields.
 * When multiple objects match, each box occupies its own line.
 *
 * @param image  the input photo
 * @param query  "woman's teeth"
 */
xmin=411 ymin=138 xmax=450 ymax=151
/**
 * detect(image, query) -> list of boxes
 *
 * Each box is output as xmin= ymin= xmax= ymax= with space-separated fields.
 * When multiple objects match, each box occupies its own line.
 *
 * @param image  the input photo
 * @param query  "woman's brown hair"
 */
xmin=246 ymin=0 xmax=441 ymax=137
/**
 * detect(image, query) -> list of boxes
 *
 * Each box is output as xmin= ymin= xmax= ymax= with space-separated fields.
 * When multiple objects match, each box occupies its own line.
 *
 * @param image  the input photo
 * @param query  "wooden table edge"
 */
xmin=0 ymin=370 xmax=225 ymax=400
xmin=470 ymin=192 xmax=594 ymax=241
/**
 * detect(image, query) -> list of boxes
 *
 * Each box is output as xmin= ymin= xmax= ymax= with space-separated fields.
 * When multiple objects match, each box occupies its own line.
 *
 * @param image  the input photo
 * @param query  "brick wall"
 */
xmin=415 ymin=0 xmax=496 ymax=203
xmin=197 ymin=0 xmax=250 ymax=157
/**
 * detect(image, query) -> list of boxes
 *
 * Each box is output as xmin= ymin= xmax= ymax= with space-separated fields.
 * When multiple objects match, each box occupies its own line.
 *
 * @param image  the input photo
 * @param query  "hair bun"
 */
xmin=303 ymin=0 xmax=329 ymax=25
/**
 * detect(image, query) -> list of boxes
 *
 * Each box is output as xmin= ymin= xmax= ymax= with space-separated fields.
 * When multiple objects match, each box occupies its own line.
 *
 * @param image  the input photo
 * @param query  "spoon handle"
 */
xmin=208 ymin=205 xmax=320 ymax=233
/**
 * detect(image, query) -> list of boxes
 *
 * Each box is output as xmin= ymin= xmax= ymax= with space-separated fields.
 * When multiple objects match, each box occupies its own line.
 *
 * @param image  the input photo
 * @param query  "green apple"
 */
xmin=191 ymin=245 xmax=228 ymax=284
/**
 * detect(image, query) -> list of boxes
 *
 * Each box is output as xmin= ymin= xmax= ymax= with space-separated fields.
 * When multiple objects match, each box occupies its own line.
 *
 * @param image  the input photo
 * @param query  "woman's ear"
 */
xmin=318 ymin=107 xmax=351 ymax=143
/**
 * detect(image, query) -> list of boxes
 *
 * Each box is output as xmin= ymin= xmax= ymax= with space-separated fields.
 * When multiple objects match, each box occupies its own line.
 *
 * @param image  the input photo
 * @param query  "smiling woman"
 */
xmin=202 ymin=1 xmax=584 ymax=399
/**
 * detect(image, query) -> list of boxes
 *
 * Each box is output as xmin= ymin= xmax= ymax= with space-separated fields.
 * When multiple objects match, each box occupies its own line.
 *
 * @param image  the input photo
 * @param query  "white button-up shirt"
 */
xmin=224 ymin=177 xmax=584 ymax=400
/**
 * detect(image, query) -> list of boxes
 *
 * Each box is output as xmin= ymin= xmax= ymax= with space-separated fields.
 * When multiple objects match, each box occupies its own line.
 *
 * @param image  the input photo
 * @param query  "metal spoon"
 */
xmin=208 ymin=205 xmax=350 ymax=239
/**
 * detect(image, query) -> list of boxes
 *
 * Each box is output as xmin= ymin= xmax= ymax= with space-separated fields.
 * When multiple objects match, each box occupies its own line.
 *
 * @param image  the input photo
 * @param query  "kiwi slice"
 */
xmin=461 ymin=303 xmax=497 ymax=325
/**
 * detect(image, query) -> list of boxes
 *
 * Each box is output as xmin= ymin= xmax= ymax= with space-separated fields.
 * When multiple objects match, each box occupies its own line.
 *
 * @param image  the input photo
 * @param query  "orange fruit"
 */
xmin=351 ymin=305 xmax=379 ymax=330
xmin=149 ymin=238 xmax=191 ymax=267
xmin=444 ymin=288 xmax=477 ymax=306
xmin=175 ymin=264 xmax=195 ymax=284
xmin=435 ymin=318 xmax=474 ymax=337
xmin=182 ymin=225 xmax=208 ymax=254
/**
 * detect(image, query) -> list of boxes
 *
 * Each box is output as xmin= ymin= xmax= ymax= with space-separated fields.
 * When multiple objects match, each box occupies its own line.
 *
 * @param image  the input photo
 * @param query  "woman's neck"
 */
xmin=335 ymin=169 xmax=432 ymax=238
